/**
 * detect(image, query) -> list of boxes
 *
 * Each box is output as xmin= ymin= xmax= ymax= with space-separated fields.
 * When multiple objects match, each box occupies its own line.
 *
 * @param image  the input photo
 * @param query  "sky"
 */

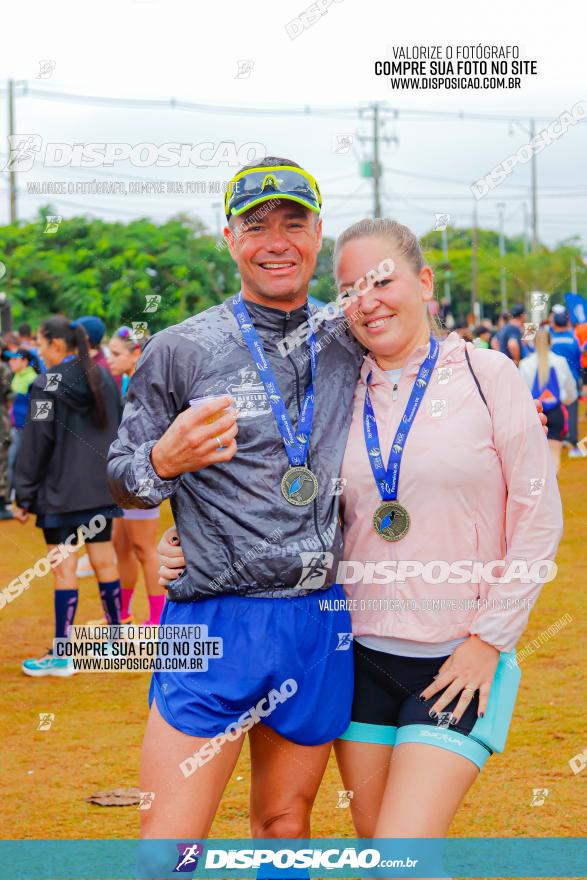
xmin=0 ymin=0 xmax=585 ymax=254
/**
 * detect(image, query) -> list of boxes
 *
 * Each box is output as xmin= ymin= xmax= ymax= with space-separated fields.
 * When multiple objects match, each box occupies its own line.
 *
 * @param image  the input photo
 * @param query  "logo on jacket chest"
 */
xmin=226 ymin=367 xmax=273 ymax=418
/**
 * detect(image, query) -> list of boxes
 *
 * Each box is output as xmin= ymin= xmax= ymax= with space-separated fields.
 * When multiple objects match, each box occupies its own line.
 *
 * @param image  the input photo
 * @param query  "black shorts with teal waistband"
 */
xmin=338 ymin=641 xmax=520 ymax=769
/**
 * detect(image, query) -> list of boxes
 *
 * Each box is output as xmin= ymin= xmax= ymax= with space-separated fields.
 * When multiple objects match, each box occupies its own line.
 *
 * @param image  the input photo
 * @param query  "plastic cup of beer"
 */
xmin=189 ymin=395 xmax=236 ymax=425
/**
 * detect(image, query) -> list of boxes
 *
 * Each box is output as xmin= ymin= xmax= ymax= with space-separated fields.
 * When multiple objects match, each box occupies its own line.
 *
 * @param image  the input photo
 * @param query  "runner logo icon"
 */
xmin=174 ymin=843 xmax=204 ymax=872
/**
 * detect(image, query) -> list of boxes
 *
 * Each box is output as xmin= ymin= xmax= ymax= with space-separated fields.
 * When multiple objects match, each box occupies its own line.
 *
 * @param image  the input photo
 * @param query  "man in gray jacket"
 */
xmin=107 ymin=157 xmax=363 ymax=843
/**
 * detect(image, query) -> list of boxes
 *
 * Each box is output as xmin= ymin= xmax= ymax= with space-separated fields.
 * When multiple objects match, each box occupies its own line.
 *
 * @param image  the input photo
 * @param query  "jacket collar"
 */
xmin=359 ymin=330 xmax=465 ymax=387
xmin=225 ymin=292 xmax=311 ymax=348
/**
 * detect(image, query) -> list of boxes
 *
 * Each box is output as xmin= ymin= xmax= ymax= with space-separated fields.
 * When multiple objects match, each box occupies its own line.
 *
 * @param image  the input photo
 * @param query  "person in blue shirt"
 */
xmin=6 ymin=349 xmax=39 ymax=495
xmin=498 ymin=304 xmax=527 ymax=364
xmin=17 ymin=323 xmax=44 ymax=374
xmin=550 ymin=308 xmax=582 ymax=457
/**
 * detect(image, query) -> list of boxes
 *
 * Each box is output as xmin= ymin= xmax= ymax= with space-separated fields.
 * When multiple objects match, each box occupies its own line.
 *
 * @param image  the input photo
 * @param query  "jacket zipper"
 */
xmin=392 ymin=383 xmax=399 ymax=401
xmin=283 ymin=313 xmax=326 ymax=554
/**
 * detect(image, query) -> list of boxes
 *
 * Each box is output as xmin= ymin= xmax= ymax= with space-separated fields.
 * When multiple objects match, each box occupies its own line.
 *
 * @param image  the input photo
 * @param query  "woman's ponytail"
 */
xmin=72 ymin=322 xmax=107 ymax=429
xmin=39 ymin=316 xmax=107 ymax=429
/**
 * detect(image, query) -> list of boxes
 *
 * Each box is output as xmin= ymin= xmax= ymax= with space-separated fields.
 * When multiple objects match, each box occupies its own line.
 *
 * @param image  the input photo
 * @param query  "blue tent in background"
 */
xmin=564 ymin=292 xmax=587 ymax=325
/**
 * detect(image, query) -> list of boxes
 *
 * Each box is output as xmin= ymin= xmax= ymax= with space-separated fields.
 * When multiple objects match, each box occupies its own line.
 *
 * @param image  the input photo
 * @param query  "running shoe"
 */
xmin=22 ymin=651 xmax=77 ymax=677
xmin=76 ymin=553 xmax=94 ymax=578
xmin=568 ymin=446 xmax=585 ymax=459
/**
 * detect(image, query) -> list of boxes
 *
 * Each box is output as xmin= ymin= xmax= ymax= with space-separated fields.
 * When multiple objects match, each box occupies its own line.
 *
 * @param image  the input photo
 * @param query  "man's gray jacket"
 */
xmin=107 ymin=297 xmax=363 ymax=601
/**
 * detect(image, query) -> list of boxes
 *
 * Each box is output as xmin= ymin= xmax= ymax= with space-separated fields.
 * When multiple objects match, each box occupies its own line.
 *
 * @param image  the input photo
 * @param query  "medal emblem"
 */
xmin=373 ymin=500 xmax=410 ymax=541
xmin=281 ymin=466 xmax=319 ymax=506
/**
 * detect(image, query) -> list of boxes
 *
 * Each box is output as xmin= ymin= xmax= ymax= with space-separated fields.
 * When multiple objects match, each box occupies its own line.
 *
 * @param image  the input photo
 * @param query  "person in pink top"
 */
xmin=105 ymin=327 xmax=165 ymax=626
xmin=156 ymin=217 xmax=561 ymax=842
xmin=332 ymin=218 xmax=562 ymax=840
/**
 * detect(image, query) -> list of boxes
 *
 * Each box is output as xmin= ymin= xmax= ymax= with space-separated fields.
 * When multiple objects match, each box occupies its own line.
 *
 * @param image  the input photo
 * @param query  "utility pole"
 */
xmin=358 ymin=103 xmax=384 ymax=218
xmin=510 ymin=119 xmax=538 ymax=251
xmin=497 ymin=202 xmax=507 ymax=311
xmin=522 ymin=202 xmax=529 ymax=256
xmin=530 ymin=118 xmax=538 ymax=251
xmin=441 ymin=226 xmax=451 ymax=304
xmin=571 ymin=257 xmax=577 ymax=294
xmin=8 ymin=79 xmax=17 ymax=224
xmin=471 ymin=199 xmax=478 ymax=317
xmin=372 ymin=103 xmax=381 ymax=218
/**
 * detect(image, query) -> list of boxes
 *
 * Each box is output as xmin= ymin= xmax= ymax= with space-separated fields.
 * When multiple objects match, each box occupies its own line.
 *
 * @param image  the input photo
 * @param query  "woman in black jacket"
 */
xmin=13 ymin=316 xmax=123 ymax=677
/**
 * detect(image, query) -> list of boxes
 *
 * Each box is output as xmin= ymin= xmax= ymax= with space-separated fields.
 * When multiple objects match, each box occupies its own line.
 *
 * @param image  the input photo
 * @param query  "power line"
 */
xmin=5 ymin=84 xmax=359 ymax=118
xmin=5 ymin=84 xmax=586 ymax=126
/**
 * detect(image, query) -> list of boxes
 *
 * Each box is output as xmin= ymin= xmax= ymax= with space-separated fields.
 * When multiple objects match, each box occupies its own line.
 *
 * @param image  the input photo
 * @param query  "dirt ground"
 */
xmin=1 ymin=424 xmax=585 ymax=843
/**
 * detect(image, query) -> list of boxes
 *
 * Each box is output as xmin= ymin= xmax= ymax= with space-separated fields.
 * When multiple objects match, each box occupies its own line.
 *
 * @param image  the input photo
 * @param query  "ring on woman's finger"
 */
xmin=215 ymin=436 xmax=222 ymax=448
xmin=463 ymin=684 xmax=477 ymax=693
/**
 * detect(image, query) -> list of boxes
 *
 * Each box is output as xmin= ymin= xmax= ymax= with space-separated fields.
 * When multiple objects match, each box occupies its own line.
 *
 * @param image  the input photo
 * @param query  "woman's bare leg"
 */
xmin=124 ymin=519 xmax=165 ymax=597
xmin=113 ymin=518 xmax=140 ymax=590
xmin=548 ymin=439 xmax=562 ymax=475
xmin=50 ymin=547 xmax=78 ymax=590
xmin=85 ymin=540 xmax=118 ymax=583
xmin=334 ymin=739 xmax=393 ymax=837
xmin=373 ymin=742 xmax=479 ymax=880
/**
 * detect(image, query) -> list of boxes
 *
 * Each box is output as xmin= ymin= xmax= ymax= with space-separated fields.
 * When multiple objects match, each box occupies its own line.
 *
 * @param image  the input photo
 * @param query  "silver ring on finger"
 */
xmin=215 ymin=436 xmax=222 ymax=448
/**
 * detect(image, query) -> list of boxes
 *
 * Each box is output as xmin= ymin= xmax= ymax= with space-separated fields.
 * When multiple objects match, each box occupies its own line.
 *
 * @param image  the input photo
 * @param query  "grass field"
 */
xmin=1 ymin=425 xmax=586 ymax=845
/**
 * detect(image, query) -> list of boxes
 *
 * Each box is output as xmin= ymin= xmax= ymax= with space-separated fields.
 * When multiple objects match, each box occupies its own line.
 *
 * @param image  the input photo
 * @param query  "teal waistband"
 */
xmin=395 ymin=723 xmax=491 ymax=769
xmin=337 ymin=720 xmax=397 ymax=745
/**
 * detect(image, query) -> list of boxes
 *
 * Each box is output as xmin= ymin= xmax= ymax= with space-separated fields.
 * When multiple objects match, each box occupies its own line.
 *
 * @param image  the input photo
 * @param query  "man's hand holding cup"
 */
xmin=151 ymin=395 xmax=238 ymax=479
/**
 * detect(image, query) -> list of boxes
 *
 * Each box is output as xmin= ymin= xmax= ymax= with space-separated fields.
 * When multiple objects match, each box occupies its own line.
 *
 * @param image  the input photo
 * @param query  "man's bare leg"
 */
xmin=249 ymin=723 xmax=332 ymax=838
xmin=140 ymin=702 xmax=243 ymax=838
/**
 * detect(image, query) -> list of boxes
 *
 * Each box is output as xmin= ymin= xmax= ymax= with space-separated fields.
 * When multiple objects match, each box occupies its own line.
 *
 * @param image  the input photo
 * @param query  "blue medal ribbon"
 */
xmin=233 ymin=293 xmax=317 ymax=468
xmin=364 ymin=335 xmax=439 ymax=501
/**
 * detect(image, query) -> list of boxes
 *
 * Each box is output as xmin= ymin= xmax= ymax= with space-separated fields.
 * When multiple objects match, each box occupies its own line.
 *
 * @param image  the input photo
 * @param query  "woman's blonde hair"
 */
xmin=333 ymin=217 xmax=440 ymax=334
xmin=333 ymin=217 xmax=426 ymax=274
xmin=534 ymin=327 xmax=551 ymax=387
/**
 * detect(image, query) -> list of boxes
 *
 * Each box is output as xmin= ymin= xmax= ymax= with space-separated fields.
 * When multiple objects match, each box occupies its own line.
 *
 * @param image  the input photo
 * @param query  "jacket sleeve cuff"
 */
xmin=127 ymin=440 xmax=180 ymax=506
xmin=468 ymin=604 xmax=527 ymax=653
xmin=469 ymin=623 xmax=518 ymax=654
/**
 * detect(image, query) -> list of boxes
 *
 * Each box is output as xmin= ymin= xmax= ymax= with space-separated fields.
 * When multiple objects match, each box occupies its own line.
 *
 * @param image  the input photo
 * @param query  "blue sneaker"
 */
xmin=22 ymin=651 xmax=77 ymax=677
xmin=568 ymin=446 xmax=585 ymax=459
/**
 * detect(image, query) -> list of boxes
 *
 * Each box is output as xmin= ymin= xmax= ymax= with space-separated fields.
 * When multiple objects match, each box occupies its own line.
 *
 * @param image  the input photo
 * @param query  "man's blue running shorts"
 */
xmin=149 ymin=584 xmax=353 ymax=745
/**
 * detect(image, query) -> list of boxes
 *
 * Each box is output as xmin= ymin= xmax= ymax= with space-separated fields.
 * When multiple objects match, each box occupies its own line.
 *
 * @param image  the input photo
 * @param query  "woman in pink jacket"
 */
xmin=333 ymin=218 xmax=563 ymax=839
xmin=155 ymin=217 xmax=562 ymax=841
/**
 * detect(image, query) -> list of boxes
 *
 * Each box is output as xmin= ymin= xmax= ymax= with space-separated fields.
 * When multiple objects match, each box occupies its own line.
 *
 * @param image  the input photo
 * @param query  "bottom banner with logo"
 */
xmin=0 ymin=838 xmax=586 ymax=878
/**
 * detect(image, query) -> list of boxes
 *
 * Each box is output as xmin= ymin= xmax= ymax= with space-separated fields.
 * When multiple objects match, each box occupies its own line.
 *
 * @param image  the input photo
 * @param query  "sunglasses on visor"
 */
xmin=225 ymin=165 xmax=322 ymax=219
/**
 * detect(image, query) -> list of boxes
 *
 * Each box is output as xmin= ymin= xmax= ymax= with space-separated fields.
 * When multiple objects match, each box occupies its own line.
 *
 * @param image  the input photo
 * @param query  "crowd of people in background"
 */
xmin=0 ymin=296 xmax=585 ymax=674
xmin=459 ymin=303 xmax=584 ymax=473
xmin=0 ymin=316 xmax=166 ymax=676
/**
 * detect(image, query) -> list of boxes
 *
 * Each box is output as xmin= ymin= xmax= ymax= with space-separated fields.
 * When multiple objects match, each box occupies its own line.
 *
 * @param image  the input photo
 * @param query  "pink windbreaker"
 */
xmin=340 ymin=331 xmax=563 ymax=653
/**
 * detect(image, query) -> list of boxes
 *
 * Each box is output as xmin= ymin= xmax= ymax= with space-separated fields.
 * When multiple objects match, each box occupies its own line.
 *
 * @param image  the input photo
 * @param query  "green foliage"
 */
xmin=0 ymin=209 xmax=239 ymax=331
xmin=0 ymin=211 xmax=584 ymax=331
xmin=421 ymin=228 xmax=585 ymax=320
